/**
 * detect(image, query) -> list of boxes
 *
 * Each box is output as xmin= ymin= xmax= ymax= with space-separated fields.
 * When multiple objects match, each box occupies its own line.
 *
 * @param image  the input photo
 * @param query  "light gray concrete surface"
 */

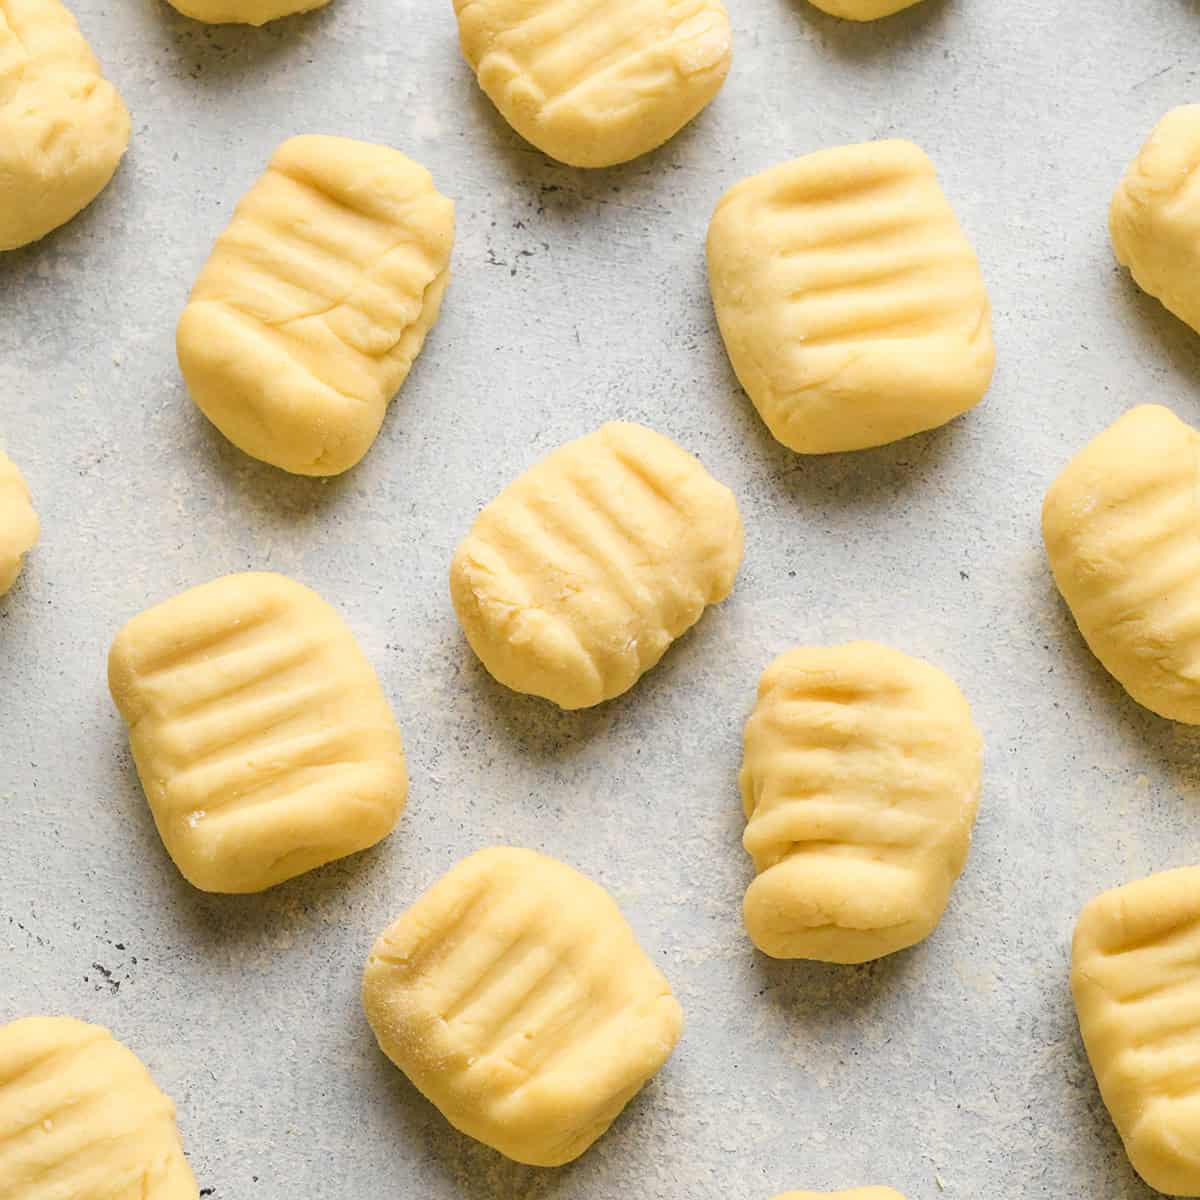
xmin=2 ymin=0 xmax=1199 ymax=1195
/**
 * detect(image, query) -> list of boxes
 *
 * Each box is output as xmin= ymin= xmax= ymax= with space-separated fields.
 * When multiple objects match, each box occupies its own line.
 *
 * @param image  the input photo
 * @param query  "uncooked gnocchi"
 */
xmin=707 ymin=140 xmax=993 ymax=454
xmin=453 ymin=0 xmax=732 ymax=168
xmin=450 ymin=421 xmax=743 ymax=709
xmin=806 ymin=0 xmax=921 ymax=18
xmin=774 ymin=1192 xmax=905 ymax=1200
xmin=1043 ymin=404 xmax=1200 ymax=724
xmin=163 ymin=0 xmax=328 ymax=24
xmin=362 ymin=847 xmax=683 ymax=1166
xmin=108 ymin=571 xmax=408 ymax=893
xmin=0 ymin=453 xmax=38 ymax=596
xmin=740 ymin=642 xmax=982 ymax=963
xmin=1110 ymin=106 xmax=1200 ymax=335
xmin=1072 ymin=866 xmax=1200 ymax=1196
xmin=177 ymin=136 xmax=454 ymax=476
xmin=0 ymin=0 xmax=131 ymax=251
xmin=0 ymin=1016 xmax=196 ymax=1199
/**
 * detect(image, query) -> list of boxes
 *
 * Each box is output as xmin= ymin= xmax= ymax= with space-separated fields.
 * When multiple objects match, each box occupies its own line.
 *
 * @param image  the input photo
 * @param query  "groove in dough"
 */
xmin=362 ymin=846 xmax=683 ymax=1166
xmin=177 ymin=135 xmax=454 ymax=476
xmin=707 ymin=140 xmax=993 ymax=454
xmin=0 ymin=1016 xmax=197 ymax=1199
xmin=450 ymin=421 xmax=743 ymax=709
xmin=740 ymin=642 xmax=982 ymax=963
xmin=1072 ymin=866 xmax=1200 ymax=1197
xmin=108 ymin=571 xmax=408 ymax=893
xmin=0 ymin=0 xmax=131 ymax=251
xmin=454 ymin=0 xmax=732 ymax=167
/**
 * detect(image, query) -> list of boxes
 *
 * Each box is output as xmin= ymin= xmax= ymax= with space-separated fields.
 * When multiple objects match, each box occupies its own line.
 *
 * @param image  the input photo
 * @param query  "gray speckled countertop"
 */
xmin=3 ymin=1 xmax=1199 ymax=1196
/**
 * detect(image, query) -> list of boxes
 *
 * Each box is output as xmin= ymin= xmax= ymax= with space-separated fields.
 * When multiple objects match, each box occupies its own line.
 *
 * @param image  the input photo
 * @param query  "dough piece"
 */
xmin=450 ymin=421 xmax=743 ymax=709
xmin=774 ymin=1192 xmax=905 ymax=1200
xmin=164 ymin=0 xmax=328 ymax=25
xmin=1043 ymin=404 xmax=1200 ymax=723
xmin=1072 ymin=866 xmax=1200 ymax=1196
xmin=108 ymin=571 xmax=408 ymax=893
xmin=707 ymin=140 xmax=994 ymax=454
xmin=740 ymin=642 xmax=982 ymax=963
xmin=362 ymin=846 xmax=683 ymax=1166
xmin=806 ymin=0 xmax=921 ymax=18
xmin=176 ymin=136 xmax=454 ymax=476
xmin=0 ymin=1016 xmax=196 ymax=1198
xmin=0 ymin=0 xmax=131 ymax=251
xmin=0 ymin=453 xmax=38 ymax=596
xmin=453 ymin=0 xmax=731 ymax=168
xmin=1111 ymin=106 xmax=1200 ymax=335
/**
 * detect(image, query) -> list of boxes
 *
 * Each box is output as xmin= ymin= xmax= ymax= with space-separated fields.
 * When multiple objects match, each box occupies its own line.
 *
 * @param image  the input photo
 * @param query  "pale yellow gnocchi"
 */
xmin=1111 ymin=106 xmax=1200 ymax=336
xmin=0 ymin=452 xmax=38 ymax=596
xmin=1043 ymin=404 xmax=1200 ymax=724
xmin=740 ymin=642 xmax=982 ymax=963
xmin=774 ymin=1191 xmax=906 ymax=1200
xmin=362 ymin=847 xmax=683 ymax=1166
xmin=806 ymin=0 xmax=922 ymax=18
xmin=108 ymin=571 xmax=408 ymax=893
xmin=177 ymin=136 xmax=454 ymax=476
xmin=0 ymin=0 xmax=131 ymax=251
xmin=453 ymin=0 xmax=732 ymax=167
xmin=1073 ymin=867 xmax=1200 ymax=1196
xmin=450 ymin=421 xmax=743 ymax=709
xmin=164 ymin=0 xmax=328 ymax=25
xmin=707 ymin=140 xmax=993 ymax=454
xmin=0 ymin=1016 xmax=196 ymax=1199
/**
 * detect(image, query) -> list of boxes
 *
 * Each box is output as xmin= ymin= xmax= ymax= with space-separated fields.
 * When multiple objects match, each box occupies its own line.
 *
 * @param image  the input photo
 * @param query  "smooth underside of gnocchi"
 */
xmin=450 ymin=421 xmax=744 ymax=709
xmin=163 ymin=0 xmax=330 ymax=25
xmin=177 ymin=135 xmax=455 ymax=476
xmin=0 ymin=1016 xmax=197 ymax=1199
xmin=1110 ymin=105 xmax=1200 ymax=336
xmin=362 ymin=847 xmax=683 ymax=1166
xmin=107 ymin=571 xmax=408 ymax=893
xmin=0 ymin=0 xmax=131 ymax=251
xmin=0 ymin=453 xmax=39 ymax=596
xmin=740 ymin=641 xmax=982 ymax=963
xmin=453 ymin=0 xmax=732 ymax=167
xmin=805 ymin=0 xmax=922 ymax=18
xmin=1042 ymin=404 xmax=1200 ymax=724
xmin=1072 ymin=867 xmax=1200 ymax=1196
xmin=707 ymin=139 xmax=994 ymax=454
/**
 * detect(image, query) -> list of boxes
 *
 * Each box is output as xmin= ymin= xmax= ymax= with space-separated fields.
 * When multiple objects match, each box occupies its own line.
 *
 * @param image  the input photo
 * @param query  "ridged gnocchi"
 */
xmin=1110 ymin=106 xmax=1200 ymax=335
xmin=0 ymin=1016 xmax=196 ymax=1199
xmin=1072 ymin=867 xmax=1200 ymax=1196
xmin=707 ymin=140 xmax=993 ymax=454
xmin=362 ymin=847 xmax=683 ymax=1166
xmin=177 ymin=136 xmax=454 ymax=476
xmin=108 ymin=571 xmax=408 ymax=893
xmin=0 ymin=453 xmax=38 ymax=596
xmin=740 ymin=642 xmax=982 ymax=963
xmin=450 ymin=421 xmax=743 ymax=709
xmin=0 ymin=0 xmax=131 ymax=251
xmin=1043 ymin=405 xmax=1200 ymax=723
xmin=453 ymin=0 xmax=732 ymax=167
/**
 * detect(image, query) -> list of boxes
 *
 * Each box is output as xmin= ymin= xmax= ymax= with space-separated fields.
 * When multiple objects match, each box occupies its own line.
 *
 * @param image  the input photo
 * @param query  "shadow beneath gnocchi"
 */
xmin=789 ymin=0 xmax=954 ymax=63
xmin=362 ymin=1038 xmax=678 ymax=1200
xmin=141 ymin=0 xmax=338 ymax=87
xmin=1111 ymin=265 xmax=1200 ymax=391
xmin=1040 ymin=572 xmax=1200 ymax=807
